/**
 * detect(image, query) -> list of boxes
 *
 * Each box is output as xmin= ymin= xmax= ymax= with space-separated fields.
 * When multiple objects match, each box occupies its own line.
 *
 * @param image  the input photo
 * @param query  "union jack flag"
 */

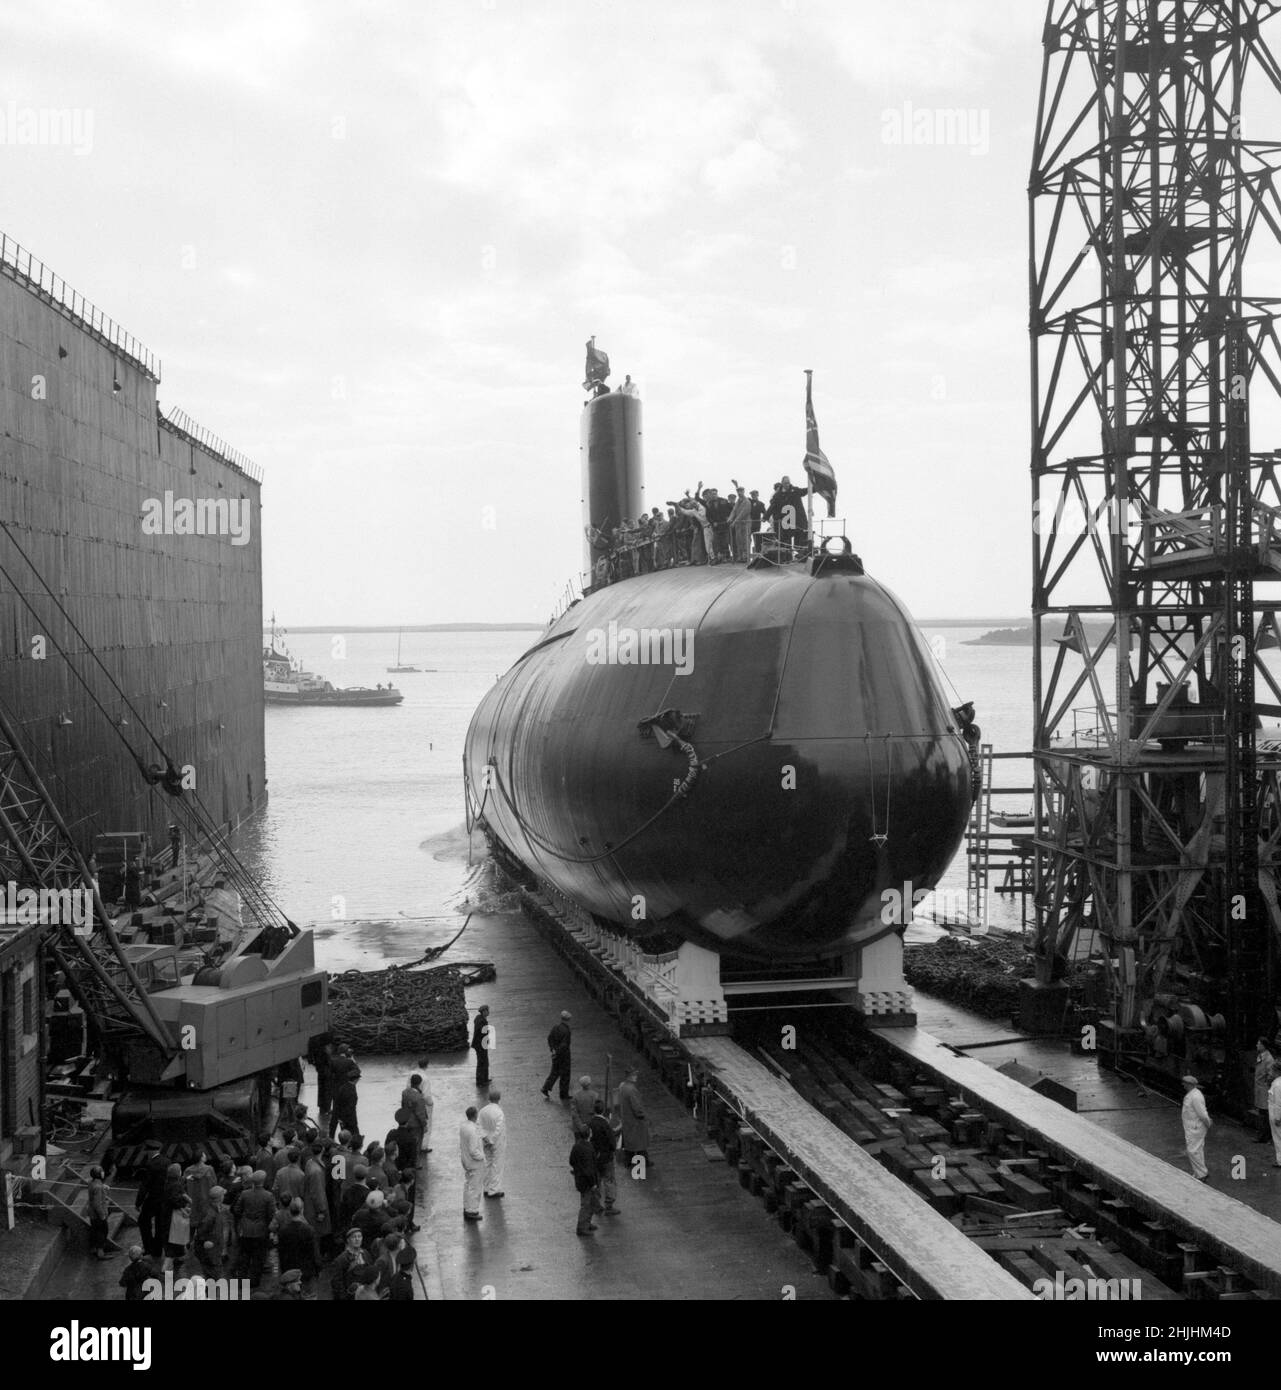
xmin=803 ymin=371 xmax=837 ymax=517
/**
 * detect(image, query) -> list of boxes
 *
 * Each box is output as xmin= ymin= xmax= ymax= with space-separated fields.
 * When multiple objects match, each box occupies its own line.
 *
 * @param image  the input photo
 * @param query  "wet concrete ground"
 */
xmin=913 ymin=993 xmax=1281 ymax=1224
xmin=45 ymin=907 xmax=832 ymax=1302
xmin=412 ymin=909 xmax=833 ymax=1301
xmin=46 ymin=902 xmax=1278 ymax=1303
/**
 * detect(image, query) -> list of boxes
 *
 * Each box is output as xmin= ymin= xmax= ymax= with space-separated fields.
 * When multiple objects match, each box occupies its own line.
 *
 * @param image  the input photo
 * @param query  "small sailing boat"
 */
xmin=387 ymin=628 xmax=421 ymax=673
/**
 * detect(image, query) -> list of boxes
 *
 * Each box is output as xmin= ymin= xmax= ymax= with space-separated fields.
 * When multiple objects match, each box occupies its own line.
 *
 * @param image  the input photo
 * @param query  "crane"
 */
xmin=0 ymin=687 xmax=327 ymax=1166
xmin=1029 ymin=0 xmax=1281 ymax=1114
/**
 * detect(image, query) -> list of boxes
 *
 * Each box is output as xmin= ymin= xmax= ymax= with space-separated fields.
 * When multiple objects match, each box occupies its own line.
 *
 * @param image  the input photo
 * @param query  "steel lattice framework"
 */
xmin=0 ymin=700 xmax=174 ymax=1058
xmin=1030 ymin=0 xmax=1281 ymax=1108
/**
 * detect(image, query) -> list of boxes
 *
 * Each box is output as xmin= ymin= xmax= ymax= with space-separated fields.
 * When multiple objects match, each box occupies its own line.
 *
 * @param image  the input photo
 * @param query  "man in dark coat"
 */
xmin=331 ymin=1049 xmax=361 ymax=1144
xmin=251 ymin=1133 xmax=276 ymax=1179
xmin=668 ymin=505 xmax=694 ymax=565
xmin=471 ymin=1004 xmax=492 ymax=1088
xmin=767 ymin=476 xmax=809 ymax=553
xmin=541 ymin=1010 xmax=573 ymax=1100
xmin=233 ymin=1170 xmax=276 ymax=1286
xmin=274 ymin=1148 xmax=306 ymax=1207
xmin=388 ymin=1243 xmax=418 ymax=1301
xmin=569 ymin=1131 xmax=600 ymax=1236
xmin=587 ymin=1099 xmax=620 ymax=1214
xmin=618 ymin=1068 xmax=653 ymax=1170
xmin=699 ymin=487 xmax=732 ymax=562
xmin=195 ymin=1185 xmax=234 ymax=1277
xmin=351 ymin=1189 xmax=388 ymax=1246
xmin=134 ymin=1143 xmax=169 ymax=1257
xmin=401 ymin=1072 xmax=431 ymax=1156
xmin=119 ymin=1245 xmax=157 ymax=1301
xmin=302 ymin=1142 xmax=333 ymax=1256
xmin=329 ymin=1229 xmax=369 ymax=1301
xmin=337 ymin=1165 xmax=372 ymax=1233
xmin=308 ymin=1034 xmax=335 ymax=1125
xmin=389 ymin=1108 xmax=418 ymax=1174
xmin=274 ymin=1197 xmax=320 ymax=1284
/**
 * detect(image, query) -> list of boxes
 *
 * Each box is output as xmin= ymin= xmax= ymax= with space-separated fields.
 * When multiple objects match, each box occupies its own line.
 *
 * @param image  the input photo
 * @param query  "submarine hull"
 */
xmin=464 ymin=561 xmax=971 ymax=963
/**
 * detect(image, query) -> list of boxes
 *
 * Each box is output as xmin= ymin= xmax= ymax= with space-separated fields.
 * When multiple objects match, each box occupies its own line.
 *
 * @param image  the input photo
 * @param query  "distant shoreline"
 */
xmin=263 ymin=623 xmax=545 ymax=633
xmin=266 ymin=618 xmax=1026 ymax=634
xmin=963 ymin=623 xmax=1112 ymax=647
xmin=918 ymin=617 xmax=1025 ymax=628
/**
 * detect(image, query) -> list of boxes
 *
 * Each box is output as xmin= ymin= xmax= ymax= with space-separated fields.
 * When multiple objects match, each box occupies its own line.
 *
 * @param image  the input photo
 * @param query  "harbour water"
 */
xmin=234 ymin=621 xmax=1075 ymax=963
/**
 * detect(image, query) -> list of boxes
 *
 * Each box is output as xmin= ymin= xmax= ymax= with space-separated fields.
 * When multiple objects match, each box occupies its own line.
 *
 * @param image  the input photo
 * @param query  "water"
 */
xmin=233 ymin=622 xmax=1055 ymax=966
xmin=236 ymin=628 xmax=532 ymax=972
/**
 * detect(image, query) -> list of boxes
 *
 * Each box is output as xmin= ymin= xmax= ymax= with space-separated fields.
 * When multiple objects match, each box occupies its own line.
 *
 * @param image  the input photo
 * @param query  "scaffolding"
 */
xmin=1029 ymin=0 xmax=1281 ymax=1106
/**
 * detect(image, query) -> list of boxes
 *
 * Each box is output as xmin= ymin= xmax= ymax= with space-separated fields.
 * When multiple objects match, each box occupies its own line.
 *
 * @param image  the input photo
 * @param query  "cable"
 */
xmin=485 ymin=756 xmax=698 ymax=865
xmin=0 ymin=525 xmax=168 ymax=757
xmin=0 ymin=527 xmax=292 ymax=932
xmin=475 ymin=564 xmax=802 ymax=867
xmin=883 ymin=736 xmax=893 ymax=842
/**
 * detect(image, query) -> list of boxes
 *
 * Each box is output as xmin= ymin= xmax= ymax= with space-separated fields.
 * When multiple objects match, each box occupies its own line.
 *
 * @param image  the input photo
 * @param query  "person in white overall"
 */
xmin=1268 ymin=1065 xmax=1281 ymax=1168
xmin=478 ymin=1089 xmax=507 ymax=1199
xmin=1181 ymin=1074 xmax=1212 ymax=1181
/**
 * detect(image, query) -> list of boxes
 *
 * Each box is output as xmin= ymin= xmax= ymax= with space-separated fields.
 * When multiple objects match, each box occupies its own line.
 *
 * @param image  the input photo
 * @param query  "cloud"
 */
xmin=4 ymin=0 xmax=1052 ymax=623
xmin=219 ymin=265 xmax=259 ymax=288
xmin=809 ymin=0 xmax=1035 ymax=90
xmin=416 ymin=14 xmax=802 ymax=233
xmin=704 ymin=138 xmax=790 ymax=201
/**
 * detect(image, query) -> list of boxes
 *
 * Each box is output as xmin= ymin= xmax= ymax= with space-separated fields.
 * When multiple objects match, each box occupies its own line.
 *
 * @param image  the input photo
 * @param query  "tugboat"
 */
xmin=263 ymin=619 xmax=403 ymax=706
xmin=387 ymin=629 xmax=421 ymax=674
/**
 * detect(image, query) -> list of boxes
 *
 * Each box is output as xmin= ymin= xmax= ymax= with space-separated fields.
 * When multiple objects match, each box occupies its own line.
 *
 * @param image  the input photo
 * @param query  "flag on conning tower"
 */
xmin=583 ymin=335 xmax=610 ymax=391
xmin=803 ymin=370 xmax=837 ymax=517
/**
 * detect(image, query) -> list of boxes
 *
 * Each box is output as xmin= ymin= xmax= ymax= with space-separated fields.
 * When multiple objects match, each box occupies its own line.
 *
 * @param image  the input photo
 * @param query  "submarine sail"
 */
xmin=464 ymin=359 xmax=972 ymax=965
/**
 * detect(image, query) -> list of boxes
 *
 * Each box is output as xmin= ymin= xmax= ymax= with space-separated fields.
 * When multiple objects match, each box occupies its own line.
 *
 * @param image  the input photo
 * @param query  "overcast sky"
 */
xmin=6 ymin=0 xmax=1042 ymax=625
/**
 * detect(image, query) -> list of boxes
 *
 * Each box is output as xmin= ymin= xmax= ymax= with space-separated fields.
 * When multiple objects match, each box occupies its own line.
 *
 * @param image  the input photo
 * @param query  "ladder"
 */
xmin=966 ymin=742 xmax=994 ymax=932
xmin=0 ymin=700 xmax=174 ymax=1056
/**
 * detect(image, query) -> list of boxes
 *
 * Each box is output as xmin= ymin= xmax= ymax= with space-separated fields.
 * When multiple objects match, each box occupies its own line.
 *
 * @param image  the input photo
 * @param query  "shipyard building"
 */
xmin=0 ymin=236 xmax=265 ymax=845
xmin=0 ymin=235 xmax=266 ymax=1161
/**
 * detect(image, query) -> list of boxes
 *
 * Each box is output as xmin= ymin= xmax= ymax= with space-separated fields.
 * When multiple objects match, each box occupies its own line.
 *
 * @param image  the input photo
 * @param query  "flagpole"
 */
xmin=804 ymin=369 xmax=813 ymax=555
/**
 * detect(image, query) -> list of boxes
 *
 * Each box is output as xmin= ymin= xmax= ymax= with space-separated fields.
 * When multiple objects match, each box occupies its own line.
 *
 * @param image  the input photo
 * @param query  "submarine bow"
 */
xmin=464 ymin=560 xmax=971 ymax=963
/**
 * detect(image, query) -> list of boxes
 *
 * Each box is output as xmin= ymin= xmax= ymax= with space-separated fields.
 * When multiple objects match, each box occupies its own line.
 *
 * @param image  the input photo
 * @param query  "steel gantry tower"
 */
xmin=1030 ymin=0 xmax=1281 ymax=1111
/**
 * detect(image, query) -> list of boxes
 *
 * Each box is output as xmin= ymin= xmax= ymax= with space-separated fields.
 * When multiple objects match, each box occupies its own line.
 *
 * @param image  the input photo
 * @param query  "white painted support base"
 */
xmin=665 ymin=941 xmax=729 ymax=1029
xmin=534 ymin=884 xmax=907 ymax=1029
xmin=539 ymin=887 xmax=727 ymax=1033
xmin=844 ymin=932 xmax=914 ymax=1018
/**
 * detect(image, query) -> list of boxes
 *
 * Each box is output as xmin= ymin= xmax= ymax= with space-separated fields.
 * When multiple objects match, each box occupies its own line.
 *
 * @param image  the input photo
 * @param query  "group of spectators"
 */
xmin=110 ymin=1053 xmax=433 ymax=1301
xmin=586 ymin=476 xmax=813 ymax=588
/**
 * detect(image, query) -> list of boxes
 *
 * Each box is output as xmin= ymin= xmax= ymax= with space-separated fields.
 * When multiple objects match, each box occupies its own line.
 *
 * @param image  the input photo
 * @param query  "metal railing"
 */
xmin=1054 ymin=702 xmax=1229 ymax=749
xmin=0 ymin=232 xmax=161 ymax=381
xmin=1139 ymin=497 xmax=1281 ymax=567
xmin=159 ymin=406 xmax=264 ymax=485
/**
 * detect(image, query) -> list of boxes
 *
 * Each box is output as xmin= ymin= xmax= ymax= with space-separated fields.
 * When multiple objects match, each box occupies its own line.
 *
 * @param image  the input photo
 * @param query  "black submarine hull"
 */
xmin=464 ymin=560 xmax=971 ymax=963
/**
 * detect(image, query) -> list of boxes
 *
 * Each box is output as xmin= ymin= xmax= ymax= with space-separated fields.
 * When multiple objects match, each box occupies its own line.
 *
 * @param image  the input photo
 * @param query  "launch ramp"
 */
xmin=688 ymin=1036 xmax=1034 ymax=1300
xmin=874 ymin=1026 xmax=1281 ymax=1297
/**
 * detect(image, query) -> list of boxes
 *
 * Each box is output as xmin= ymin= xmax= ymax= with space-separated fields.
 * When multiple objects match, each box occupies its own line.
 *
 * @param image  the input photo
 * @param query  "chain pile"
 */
xmin=903 ymin=936 xmax=1029 ymax=1021
xmin=326 ymin=961 xmax=496 ymax=1053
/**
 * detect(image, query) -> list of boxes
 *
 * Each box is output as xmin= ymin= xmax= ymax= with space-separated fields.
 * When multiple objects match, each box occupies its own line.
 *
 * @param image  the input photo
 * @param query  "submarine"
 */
xmin=463 ymin=355 xmax=974 ymax=986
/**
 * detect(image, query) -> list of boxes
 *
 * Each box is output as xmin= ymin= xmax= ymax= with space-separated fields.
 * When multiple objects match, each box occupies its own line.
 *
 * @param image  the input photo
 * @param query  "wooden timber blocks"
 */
xmin=833 ymin=1226 xmax=902 ymax=1301
xmin=797 ymin=1199 xmax=834 ymax=1271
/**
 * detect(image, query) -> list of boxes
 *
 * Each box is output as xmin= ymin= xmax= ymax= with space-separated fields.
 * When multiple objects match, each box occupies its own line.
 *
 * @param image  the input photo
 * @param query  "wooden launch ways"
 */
xmin=686 ymin=1038 xmax=1033 ymax=1301
xmin=521 ymin=884 xmax=1279 ymax=1298
xmin=873 ymin=1026 xmax=1281 ymax=1299
xmin=522 ymin=887 xmax=1027 ymax=1298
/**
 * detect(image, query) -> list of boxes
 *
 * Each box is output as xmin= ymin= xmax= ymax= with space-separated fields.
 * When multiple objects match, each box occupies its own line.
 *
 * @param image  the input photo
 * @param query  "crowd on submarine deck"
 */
xmin=580 ymin=337 xmax=827 ymax=589
xmin=584 ymin=475 xmax=812 ymax=588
